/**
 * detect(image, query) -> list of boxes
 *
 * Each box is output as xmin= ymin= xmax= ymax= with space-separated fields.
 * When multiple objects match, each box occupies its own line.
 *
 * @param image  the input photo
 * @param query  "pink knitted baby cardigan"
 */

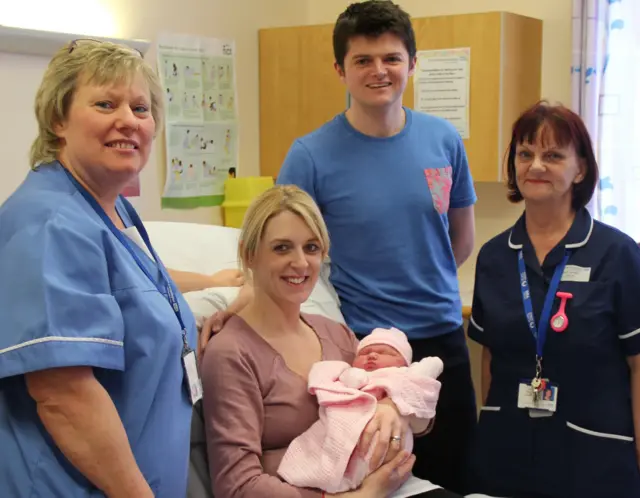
xmin=277 ymin=357 xmax=443 ymax=493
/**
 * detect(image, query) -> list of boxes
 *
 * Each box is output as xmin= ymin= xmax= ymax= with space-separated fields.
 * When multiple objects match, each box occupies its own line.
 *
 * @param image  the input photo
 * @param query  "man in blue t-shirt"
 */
xmin=276 ymin=1 xmax=477 ymax=493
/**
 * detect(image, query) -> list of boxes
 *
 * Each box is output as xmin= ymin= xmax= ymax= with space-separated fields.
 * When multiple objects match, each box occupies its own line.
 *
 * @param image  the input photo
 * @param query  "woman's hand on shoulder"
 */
xmin=331 ymin=450 xmax=416 ymax=498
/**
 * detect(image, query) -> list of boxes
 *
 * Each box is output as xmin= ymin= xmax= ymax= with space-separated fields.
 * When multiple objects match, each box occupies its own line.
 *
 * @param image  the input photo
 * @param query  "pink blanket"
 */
xmin=277 ymin=357 xmax=443 ymax=493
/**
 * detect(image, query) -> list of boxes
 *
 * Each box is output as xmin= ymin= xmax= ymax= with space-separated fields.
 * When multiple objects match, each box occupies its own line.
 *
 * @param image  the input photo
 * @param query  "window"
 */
xmin=594 ymin=0 xmax=640 ymax=241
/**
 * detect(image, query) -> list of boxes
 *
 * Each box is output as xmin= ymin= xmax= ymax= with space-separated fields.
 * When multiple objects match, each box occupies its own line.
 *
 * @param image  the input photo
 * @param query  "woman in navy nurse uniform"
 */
xmin=0 ymin=40 xmax=199 ymax=497
xmin=466 ymin=102 xmax=640 ymax=498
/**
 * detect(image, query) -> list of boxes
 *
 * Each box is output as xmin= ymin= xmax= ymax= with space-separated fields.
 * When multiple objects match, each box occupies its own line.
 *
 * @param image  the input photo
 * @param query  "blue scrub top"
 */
xmin=467 ymin=208 xmax=640 ymax=498
xmin=0 ymin=162 xmax=197 ymax=497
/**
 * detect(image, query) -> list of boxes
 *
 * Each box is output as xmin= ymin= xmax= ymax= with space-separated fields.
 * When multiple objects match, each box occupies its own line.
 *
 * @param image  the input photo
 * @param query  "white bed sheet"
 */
xmin=391 ymin=475 xmax=441 ymax=497
xmin=390 ymin=476 xmax=503 ymax=498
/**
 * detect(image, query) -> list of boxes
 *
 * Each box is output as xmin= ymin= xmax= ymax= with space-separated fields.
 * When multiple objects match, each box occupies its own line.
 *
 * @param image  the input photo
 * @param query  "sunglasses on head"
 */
xmin=67 ymin=38 xmax=144 ymax=58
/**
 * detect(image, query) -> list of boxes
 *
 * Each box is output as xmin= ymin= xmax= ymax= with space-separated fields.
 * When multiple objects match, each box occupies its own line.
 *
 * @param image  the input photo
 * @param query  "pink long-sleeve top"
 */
xmin=200 ymin=312 xmax=359 ymax=498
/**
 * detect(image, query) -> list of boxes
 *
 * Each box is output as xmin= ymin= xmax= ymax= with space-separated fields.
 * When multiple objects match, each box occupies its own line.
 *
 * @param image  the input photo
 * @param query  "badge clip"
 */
xmin=550 ymin=291 xmax=573 ymax=333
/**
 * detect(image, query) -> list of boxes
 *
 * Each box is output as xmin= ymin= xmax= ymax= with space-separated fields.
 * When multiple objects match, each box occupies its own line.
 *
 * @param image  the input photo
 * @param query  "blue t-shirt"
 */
xmin=277 ymin=108 xmax=476 ymax=340
xmin=0 ymin=162 xmax=196 ymax=497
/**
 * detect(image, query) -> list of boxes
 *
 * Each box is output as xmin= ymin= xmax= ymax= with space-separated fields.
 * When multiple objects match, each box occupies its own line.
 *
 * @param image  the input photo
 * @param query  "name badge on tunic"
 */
xmin=561 ymin=265 xmax=591 ymax=282
xmin=517 ymin=379 xmax=558 ymax=418
xmin=182 ymin=350 xmax=203 ymax=405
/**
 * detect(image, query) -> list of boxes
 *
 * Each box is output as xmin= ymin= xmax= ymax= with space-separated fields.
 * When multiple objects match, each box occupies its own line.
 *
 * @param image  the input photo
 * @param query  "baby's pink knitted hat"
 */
xmin=357 ymin=327 xmax=412 ymax=366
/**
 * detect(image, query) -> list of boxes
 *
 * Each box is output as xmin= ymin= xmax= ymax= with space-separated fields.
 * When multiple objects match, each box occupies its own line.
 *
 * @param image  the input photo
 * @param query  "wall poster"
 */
xmin=157 ymin=33 xmax=239 ymax=209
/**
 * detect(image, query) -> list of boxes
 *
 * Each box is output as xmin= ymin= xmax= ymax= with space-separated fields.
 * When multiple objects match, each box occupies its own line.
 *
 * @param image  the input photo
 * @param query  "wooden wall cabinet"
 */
xmin=259 ymin=12 xmax=542 ymax=182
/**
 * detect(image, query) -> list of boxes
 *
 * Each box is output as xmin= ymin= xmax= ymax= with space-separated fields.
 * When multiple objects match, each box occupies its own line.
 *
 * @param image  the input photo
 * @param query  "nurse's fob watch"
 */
xmin=550 ymin=291 xmax=573 ymax=333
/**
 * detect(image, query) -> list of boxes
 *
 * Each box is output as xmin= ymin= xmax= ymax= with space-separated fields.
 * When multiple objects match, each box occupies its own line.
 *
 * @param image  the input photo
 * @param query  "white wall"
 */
xmin=0 ymin=0 xmax=308 ymax=224
xmin=0 ymin=53 xmax=48 ymax=200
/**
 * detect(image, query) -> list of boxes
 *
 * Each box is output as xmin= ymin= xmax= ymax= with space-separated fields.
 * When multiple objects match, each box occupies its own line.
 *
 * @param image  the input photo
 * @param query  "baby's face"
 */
xmin=353 ymin=344 xmax=406 ymax=372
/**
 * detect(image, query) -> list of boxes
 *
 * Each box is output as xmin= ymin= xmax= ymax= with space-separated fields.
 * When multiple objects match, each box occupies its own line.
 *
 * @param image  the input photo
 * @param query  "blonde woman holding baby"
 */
xmin=200 ymin=185 xmax=462 ymax=498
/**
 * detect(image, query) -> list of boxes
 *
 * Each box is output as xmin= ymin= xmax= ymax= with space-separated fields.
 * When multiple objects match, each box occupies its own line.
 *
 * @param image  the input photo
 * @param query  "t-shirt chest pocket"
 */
xmin=424 ymin=166 xmax=453 ymax=214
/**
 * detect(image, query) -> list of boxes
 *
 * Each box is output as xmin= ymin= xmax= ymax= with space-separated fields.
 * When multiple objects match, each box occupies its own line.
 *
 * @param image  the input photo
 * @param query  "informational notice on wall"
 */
xmin=413 ymin=47 xmax=471 ymax=139
xmin=157 ymin=33 xmax=239 ymax=209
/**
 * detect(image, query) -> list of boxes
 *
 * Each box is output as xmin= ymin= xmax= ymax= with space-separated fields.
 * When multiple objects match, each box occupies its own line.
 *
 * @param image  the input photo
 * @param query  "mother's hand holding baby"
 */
xmin=358 ymin=397 xmax=410 ymax=469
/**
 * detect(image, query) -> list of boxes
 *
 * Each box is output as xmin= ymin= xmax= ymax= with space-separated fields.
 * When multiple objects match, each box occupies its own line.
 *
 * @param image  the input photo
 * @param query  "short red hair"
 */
xmin=505 ymin=100 xmax=599 ymax=210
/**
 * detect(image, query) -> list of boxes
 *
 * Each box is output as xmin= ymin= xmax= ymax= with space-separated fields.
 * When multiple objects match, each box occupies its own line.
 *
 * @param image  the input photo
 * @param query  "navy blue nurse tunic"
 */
xmin=467 ymin=208 xmax=640 ymax=498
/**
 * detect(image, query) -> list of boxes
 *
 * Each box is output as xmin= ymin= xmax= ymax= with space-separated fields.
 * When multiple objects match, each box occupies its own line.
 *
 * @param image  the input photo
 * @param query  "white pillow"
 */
xmin=183 ymin=287 xmax=241 ymax=328
xmin=145 ymin=221 xmax=241 ymax=274
xmin=144 ymin=221 xmax=345 ymax=327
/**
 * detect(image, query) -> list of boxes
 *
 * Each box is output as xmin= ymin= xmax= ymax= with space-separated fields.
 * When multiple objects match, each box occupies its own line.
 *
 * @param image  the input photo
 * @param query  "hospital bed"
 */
xmin=145 ymin=221 xmax=501 ymax=498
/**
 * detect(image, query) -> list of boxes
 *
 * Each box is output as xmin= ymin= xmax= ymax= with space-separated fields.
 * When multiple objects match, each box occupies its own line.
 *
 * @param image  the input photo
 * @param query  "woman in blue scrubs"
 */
xmin=467 ymin=102 xmax=640 ymax=498
xmin=0 ymin=40 xmax=198 ymax=497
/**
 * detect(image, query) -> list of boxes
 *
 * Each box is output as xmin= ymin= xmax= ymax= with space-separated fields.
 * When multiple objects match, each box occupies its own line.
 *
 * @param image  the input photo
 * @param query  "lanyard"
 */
xmin=63 ymin=169 xmax=191 ymax=351
xmin=518 ymin=249 xmax=570 ymax=366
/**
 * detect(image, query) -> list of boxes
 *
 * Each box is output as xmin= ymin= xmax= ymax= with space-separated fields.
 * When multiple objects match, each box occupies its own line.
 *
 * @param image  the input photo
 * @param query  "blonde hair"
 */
xmin=238 ymin=185 xmax=330 ymax=274
xmin=30 ymin=39 xmax=164 ymax=168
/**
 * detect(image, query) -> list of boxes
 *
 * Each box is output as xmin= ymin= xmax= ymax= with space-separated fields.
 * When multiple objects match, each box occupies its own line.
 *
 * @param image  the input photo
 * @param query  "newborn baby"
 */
xmin=341 ymin=326 xmax=444 ymax=397
xmin=278 ymin=327 xmax=444 ymax=494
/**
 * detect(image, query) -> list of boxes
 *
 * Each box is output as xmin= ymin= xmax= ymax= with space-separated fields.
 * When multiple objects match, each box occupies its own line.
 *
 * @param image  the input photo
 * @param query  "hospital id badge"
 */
xmin=182 ymin=349 xmax=203 ymax=405
xmin=517 ymin=379 xmax=558 ymax=417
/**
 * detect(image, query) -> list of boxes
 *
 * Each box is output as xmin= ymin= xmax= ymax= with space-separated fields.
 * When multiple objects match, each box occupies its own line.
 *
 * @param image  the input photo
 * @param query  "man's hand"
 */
xmin=198 ymin=310 xmax=233 ymax=364
xmin=197 ymin=283 xmax=254 ymax=364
